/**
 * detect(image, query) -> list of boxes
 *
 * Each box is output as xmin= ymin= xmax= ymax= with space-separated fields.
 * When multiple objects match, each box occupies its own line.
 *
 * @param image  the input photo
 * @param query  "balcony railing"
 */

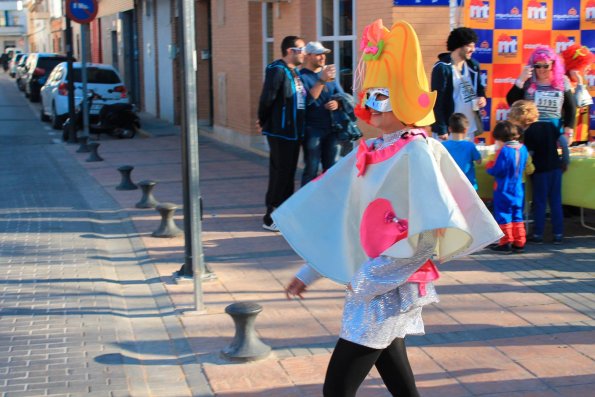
xmin=0 ymin=25 xmax=26 ymax=35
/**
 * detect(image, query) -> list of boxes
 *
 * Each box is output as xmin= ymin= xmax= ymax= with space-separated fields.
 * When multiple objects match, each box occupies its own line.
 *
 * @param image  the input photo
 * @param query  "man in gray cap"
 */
xmin=299 ymin=41 xmax=342 ymax=186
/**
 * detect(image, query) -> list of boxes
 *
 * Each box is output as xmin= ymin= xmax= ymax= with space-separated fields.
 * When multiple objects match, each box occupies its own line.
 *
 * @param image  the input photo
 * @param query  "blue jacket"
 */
xmin=257 ymin=59 xmax=305 ymax=140
xmin=431 ymin=53 xmax=485 ymax=136
xmin=486 ymin=142 xmax=528 ymax=208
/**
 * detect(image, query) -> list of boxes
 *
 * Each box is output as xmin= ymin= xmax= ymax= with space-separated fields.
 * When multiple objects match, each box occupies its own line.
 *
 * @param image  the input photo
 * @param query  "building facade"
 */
xmin=1 ymin=0 xmax=27 ymax=52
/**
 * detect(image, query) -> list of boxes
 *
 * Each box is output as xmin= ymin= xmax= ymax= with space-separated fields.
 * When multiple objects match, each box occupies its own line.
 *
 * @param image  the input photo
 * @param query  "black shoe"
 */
xmin=512 ymin=244 xmax=525 ymax=253
xmin=490 ymin=243 xmax=512 ymax=253
xmin=529 ymin=235 xmax=543 ymax=244
xmin=553 ymin=235 xmax=563 ymax=245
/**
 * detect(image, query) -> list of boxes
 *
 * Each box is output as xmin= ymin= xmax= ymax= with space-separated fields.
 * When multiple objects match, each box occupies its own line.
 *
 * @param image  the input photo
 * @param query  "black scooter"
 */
xmin=62 ymin=90 xmax=140 ymax=140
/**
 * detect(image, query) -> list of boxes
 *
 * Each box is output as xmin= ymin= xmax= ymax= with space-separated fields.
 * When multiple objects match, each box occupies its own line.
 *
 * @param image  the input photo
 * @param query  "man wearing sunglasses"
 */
xmin=257 ymin=36 xmax=308 ymax=232
xmin=431 ymin=27 xmax=487 ymax=141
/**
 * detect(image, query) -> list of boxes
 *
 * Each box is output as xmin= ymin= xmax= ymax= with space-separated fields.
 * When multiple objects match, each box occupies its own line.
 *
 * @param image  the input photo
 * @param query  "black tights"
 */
xmin=323 ymin=338 xmax=420 ymax=397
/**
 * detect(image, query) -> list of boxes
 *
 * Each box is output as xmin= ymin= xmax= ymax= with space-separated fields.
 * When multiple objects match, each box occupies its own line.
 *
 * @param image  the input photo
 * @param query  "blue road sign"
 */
xmin=66 ymin=0 xmax=98 ymax=24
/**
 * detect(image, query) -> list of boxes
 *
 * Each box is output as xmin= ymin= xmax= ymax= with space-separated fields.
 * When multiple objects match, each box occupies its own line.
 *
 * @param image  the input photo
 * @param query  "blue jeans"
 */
xmin=301 ymin=126 xmax=340 ymax=186
xmin=531 ymin=169 xmax=563 ymax=237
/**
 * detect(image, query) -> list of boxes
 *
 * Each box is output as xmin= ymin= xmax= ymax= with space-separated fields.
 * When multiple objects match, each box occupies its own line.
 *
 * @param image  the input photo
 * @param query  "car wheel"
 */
xmin=40 ymin=107 xmax=50 ymax=122
xmin=51 ymin=104 xmax=63 ymax=130
xmin=114 ymin=126 xmax=137 ymax=139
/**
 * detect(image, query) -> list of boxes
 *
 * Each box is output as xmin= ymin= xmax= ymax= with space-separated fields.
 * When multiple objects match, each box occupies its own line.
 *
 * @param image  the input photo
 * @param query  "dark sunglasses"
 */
xmin=533 ymin=64 xmax=551 ymax=70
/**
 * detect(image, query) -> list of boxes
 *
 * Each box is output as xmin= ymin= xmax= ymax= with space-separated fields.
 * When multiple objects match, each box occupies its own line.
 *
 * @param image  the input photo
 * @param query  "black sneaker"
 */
xmin=262 ymin=221 xmax=280 ymax=232
xmin=553 ymin=235 xmax=563 ymax=245
xmin=529 ymin=235 xmax=543 ymax=244
xmin=512 ymin=244 xmax=525 ymax=253
xmin=490 ymin=243 xmax=512 ymax=253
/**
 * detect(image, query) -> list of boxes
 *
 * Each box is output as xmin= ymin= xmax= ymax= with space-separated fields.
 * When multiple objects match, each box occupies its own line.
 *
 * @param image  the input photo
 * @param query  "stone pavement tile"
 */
xmin=407 ymin=347 xmax=472 ymax=397
xmin=278 ymin=354 xmax=329 ymax=385
xmin=434 ymin=291 xmax=531 ymax=330
xmin=554 ymin=330 xmax=595 ymax=360
xmin=421 ymin=341 xmax=549 ymax=395
xmin=507 ymin=353 xmax=595 ymax=388
xmin=554 ymin=382 xmax=595 ymax=397
xmin=202 ymin=360 xmax=291 ymax=392
xmin=509 ymin=302 xmax=592 ymax=325
xmin=182 ymin=313 xmax=235 ymax=355
xmin=478 ymin=391 xmax=561 ymax=397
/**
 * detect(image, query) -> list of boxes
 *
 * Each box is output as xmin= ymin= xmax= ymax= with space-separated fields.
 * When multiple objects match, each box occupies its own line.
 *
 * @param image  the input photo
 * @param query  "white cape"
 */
xmin=273 ymin=137 xmax=503 ymax=284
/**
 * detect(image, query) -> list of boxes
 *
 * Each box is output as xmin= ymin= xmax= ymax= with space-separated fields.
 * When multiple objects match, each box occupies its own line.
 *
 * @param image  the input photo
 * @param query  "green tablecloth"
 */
xmin=476 ymin=156 xmax=595 ymax=210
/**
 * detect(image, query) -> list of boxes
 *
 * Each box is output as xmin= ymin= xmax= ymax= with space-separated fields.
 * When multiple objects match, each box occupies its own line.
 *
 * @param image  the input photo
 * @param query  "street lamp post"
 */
xmin=176 ymin=0 xmax=207 ymax=312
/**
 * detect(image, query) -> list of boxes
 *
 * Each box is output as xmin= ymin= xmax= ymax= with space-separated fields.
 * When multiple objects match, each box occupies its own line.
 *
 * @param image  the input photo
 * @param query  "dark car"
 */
xmin=22 ymin=53 xmax=69 ymax=102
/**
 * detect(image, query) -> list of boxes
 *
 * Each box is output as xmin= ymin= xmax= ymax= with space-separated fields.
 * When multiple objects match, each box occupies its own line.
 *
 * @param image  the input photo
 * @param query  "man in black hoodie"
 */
xmin=431 ymin=27 xmax=487 ymax=141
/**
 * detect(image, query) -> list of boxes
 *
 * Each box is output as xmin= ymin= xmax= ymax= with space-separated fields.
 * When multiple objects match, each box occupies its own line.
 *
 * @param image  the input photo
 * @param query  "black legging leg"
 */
xmin=375 ymin=338 xmax=420 ymax=397
xmin=323 ymin=338 xmax=419 ymax=397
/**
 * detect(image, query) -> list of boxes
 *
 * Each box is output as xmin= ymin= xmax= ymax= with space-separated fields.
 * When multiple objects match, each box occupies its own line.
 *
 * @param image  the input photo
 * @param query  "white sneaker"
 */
xmin=262 ymin=222 xmax=279 ymax=232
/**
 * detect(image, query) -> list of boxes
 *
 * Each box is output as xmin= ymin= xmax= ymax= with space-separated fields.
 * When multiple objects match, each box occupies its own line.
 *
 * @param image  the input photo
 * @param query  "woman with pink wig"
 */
xmin=506 ymin=45 xmax=576 ymax=140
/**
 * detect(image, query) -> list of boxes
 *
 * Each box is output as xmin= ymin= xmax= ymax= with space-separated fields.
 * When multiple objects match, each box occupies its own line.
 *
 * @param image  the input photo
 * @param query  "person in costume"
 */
xmin=561 ymin=44 xmax=595 ymax=146
xmin=486 ymin=121 xmax=533 ymax=253
xmin=506 ymin=46 xmax=576 ymax=141
xmin=275 ymin=20 xmax=502 ymax=397
xmin=508 ymin=100 xmax=569 ymax=245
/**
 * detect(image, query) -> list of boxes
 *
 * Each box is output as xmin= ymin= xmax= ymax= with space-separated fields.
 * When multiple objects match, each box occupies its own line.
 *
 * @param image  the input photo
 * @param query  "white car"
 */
xmin=40 ymin=62 xmax=130 ymax=129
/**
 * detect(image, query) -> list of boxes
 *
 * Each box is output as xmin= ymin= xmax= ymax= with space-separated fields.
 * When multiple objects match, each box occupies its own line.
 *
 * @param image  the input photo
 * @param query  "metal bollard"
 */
xmin=152 ymin=203 xmax=183 ymax=237
xmin=221 ymin=302 xmax=271 ymax=362
xmin=116 ymin=165 xmax=138 ymax=190
xmin=76 ymin=136 xmax=90 ymax=153
xmin=86 ymin=142 xmax=103 ymax=162
xmin=135 ymin=180 xmax=159 ymax=208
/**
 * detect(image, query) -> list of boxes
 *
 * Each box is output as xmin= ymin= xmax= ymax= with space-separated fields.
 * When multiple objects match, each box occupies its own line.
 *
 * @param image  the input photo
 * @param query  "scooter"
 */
xmin=62 ymin=90 xmax=140 ymax=141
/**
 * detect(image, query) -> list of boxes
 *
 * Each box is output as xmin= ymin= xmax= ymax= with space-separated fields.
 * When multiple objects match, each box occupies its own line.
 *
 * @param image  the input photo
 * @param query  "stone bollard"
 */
xmin=86 ymin=142 xmax=103 ymax=162
xmin=152 ymin=203 xmax=183 ymax=237
xmin=221 ymin=302 xmax=271 ymax=362
xmin=135 ymin=180 xmax=159 ymax=208
xmin=116 ymin=165 xmax=138 ymax=190
xmin=76 ymin=136 xmax=90 ymax=153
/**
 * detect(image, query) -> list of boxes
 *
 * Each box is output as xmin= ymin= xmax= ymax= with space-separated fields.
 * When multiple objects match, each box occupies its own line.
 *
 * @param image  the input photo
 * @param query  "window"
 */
xmin=262 ymin=2 xmax=274 ymax=69
xmin=0 ymin=11 xmax=23 ymax=27
xmin=317 ymin=0 xmax=356 ymax=93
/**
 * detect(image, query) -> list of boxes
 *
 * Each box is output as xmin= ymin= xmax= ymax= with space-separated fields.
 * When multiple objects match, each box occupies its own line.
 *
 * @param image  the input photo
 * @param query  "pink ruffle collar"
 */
xmin=355 ymin=128 xmax=427 ymax=177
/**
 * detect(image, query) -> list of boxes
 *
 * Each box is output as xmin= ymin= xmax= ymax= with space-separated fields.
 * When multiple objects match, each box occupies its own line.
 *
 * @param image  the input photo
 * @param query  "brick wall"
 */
xmin=211 ymin=0 xmax=257 ymax=135
xmin=90 ymin=19 xmax=102 ymax=63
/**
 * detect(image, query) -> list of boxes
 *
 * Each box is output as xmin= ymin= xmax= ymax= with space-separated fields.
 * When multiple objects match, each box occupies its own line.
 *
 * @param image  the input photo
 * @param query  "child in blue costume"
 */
xmin=486 ymin=120 xmax=532 ymax=253
xmin=442 ymin=113 xmax=482 ymax=190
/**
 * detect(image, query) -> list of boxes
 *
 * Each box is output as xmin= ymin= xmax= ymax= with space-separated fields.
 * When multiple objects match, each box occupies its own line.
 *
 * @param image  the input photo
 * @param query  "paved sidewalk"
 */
xmin=60 ymin=119 xmax=595 ymax=396
xmin=0 ymin=74 xmax=205 ymax=397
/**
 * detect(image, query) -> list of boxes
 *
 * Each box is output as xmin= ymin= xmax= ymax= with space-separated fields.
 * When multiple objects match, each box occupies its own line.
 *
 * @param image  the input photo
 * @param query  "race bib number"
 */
xmin=460 ymin=79 xmax=476 ymax=104
xmin=295 ymin=76 xmax=306 ymax=110
xmin=534 ymin=90 xmax=563 ymax=117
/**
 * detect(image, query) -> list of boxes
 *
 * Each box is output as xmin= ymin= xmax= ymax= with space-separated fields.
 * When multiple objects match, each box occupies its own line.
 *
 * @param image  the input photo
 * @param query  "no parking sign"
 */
xmin=65 ymin=0 xmax=98 ymax=24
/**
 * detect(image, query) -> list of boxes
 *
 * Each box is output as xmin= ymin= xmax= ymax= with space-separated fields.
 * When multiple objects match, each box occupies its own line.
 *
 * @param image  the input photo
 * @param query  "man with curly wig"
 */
xmin=431 ymin=27 xmax=487 ymax=141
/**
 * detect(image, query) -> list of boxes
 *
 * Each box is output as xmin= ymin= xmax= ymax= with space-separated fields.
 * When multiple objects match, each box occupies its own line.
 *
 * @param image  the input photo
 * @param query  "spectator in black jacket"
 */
xmin=257 ymin=36 xmax=306 ymax=231
xmin=431 ymin=27 xmax=486 ymax=141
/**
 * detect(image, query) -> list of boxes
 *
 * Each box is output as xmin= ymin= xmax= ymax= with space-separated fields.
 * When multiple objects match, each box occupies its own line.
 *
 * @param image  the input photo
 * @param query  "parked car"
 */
xmin=40 ymin=62 xmax=130 ymax=130
xmin=2 ymin=47 xmax=22 ymax=72
xmin=8 ymin=52 xmax=25 ymax=78
xmin=15 ymin=54 xmax=29 ymax=90
xmin=22 ymin=53 xmax=69 ymax=102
